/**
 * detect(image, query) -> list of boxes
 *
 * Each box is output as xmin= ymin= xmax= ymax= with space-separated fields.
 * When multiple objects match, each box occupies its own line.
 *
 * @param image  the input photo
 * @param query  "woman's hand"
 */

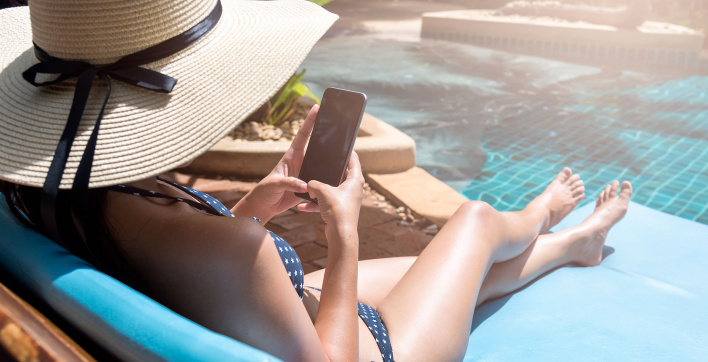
xmin=231 ymin=105 xmax=319 ymax=223
xmin=299 ymin=151 xmax=365 ymax=247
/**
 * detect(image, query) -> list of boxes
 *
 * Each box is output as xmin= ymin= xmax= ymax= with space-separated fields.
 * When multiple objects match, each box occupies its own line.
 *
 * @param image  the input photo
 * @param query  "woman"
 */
xmin=0 ymin=0 xmax=632 ymax=361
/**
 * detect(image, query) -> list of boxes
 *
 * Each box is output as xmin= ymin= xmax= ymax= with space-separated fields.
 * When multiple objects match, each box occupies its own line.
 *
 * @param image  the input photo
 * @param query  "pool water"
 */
xmin=300 ymin=36 xmax=708 ymax=224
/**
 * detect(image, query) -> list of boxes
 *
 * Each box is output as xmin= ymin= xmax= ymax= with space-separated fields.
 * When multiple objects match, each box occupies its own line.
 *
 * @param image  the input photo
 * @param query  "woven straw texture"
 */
xmin=0 ymin=0 xmax=337 ymax=188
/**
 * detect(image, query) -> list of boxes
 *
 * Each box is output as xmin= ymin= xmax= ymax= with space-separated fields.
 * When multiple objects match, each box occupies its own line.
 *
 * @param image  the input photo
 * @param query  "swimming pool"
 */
xmin=301 ymin=36 xmax=708 ymax=224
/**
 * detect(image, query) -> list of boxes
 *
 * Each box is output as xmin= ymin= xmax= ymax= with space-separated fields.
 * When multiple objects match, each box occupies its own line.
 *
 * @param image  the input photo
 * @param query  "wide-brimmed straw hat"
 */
xmin=0 ymin=0 xmax=337 ymax=190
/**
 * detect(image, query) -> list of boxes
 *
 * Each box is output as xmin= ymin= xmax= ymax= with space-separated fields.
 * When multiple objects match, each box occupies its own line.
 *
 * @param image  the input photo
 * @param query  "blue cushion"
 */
xmin=0 ymin=195 xmax=279 ymax=361
xmin=467 ymin=202 xmax=708 ymax=360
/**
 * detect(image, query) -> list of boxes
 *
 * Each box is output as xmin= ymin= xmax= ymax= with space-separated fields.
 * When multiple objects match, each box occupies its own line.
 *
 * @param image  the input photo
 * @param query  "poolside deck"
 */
xmin=422 ymin=10 xmax=705 ymax=71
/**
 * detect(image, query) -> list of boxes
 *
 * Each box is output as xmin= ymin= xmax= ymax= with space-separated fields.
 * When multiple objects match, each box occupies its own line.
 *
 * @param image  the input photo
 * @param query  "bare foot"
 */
xmin=527 ymin=167 xmax=586 ymax=233
xmin=570 ymin=181 xmax=632 ymax=267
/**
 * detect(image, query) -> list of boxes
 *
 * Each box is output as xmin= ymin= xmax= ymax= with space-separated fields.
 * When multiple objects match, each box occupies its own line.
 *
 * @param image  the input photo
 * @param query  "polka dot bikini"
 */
xmin=110 ymin=177 xmax=394 ymax=361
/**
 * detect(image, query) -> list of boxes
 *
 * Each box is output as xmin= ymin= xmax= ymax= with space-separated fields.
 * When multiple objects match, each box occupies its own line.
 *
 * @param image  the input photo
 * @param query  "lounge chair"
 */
xmin=1 ymin=194 xmax=707 ymax=360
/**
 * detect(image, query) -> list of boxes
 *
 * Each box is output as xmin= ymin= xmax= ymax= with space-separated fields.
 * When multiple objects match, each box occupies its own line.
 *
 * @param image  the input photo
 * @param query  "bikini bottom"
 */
xmin=308 ymin=287 xmax=394 ymax=361
xmin=358 ymin=301 xmax=394 ymax=362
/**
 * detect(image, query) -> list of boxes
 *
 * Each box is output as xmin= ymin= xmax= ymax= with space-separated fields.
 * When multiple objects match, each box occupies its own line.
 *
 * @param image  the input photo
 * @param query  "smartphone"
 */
xmin=295 ymin=87 xmax=367 ymax=203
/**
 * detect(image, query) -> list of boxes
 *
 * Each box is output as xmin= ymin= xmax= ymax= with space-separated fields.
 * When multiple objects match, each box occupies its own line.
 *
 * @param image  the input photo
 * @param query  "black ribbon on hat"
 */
xmin=21 ymin=1 xmax=222 ymax=261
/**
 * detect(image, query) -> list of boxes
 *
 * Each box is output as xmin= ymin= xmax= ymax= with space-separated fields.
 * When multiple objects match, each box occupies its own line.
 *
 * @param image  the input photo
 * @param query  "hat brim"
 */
xmin=0 ymin=0 xmax=337 ymax=189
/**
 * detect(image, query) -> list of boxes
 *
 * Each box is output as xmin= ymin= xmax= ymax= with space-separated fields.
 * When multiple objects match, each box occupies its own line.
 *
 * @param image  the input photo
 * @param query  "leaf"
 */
xmin=293 ymin=83 xmax=320 ymax=103
xmin=308 ymin=0 xmax=335 ymax=6
xmin=265 ymin=69 xmax=320 ymax=125
xmin=271 ymin=93 xmax=302 ymax=125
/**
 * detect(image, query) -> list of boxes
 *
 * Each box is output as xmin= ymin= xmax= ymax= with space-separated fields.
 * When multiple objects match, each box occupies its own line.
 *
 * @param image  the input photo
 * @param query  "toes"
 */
xmin=566 ymin=173 xmax=580 ymax=185
xmin=573 ymin=186 xmax=585 ymax=197
xmin=602 ymin=185 xmax=612 ymax=201
xmin=571 ymin=179 xmax=584 ymax=190
xmin=574 ymin=193 xmax=585 ymax=202
xmin=557 ymin=167 xmax=572 ymax=183
xmin=597 ymin=190 xmax=605 ymax=207
xmin=609 ymin=180 xmax=619 ymax=198
xmin=619 ymin=181 xmax=633 ymax=200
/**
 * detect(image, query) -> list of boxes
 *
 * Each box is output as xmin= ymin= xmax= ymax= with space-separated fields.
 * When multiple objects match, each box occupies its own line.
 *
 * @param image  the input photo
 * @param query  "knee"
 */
xmin=455 ymin=200 xmax=497 ymax=223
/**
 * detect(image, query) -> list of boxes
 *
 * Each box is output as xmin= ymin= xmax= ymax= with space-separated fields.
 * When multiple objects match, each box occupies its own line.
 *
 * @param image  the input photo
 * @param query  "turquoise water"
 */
xmin=301 ymin=36 xmax=708 ymax=224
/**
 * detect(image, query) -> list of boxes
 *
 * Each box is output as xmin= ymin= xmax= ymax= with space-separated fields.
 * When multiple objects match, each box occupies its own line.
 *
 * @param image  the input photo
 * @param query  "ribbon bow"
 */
xmin=20 ymin=1 xmax=222 ymax=261
xmin=22 ymin=46 xmax=179 ymax=249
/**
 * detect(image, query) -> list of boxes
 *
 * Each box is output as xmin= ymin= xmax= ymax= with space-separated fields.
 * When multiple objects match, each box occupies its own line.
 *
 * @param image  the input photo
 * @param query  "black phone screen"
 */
xmin=296 ymin=88 xmax=366 ymax=201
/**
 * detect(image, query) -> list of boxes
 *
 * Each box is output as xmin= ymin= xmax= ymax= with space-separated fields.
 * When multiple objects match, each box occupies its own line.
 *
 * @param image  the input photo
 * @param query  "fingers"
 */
xmin=290 ymin=104 xmax=319 ymax=152
xmin=276 ymin=176 xmax=308 ymax=193
xmin=307 ymin=179 xmax=331 ymax=201
xmin=297 ymin=202 xmax=320 ymax=213
xmin=343 ymin=151 xmax=364 ymax=185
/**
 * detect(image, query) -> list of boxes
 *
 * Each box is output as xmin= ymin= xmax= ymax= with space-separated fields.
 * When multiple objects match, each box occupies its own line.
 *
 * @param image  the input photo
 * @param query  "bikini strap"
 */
xmin=107 ymin=177 xmax=223 ymax=216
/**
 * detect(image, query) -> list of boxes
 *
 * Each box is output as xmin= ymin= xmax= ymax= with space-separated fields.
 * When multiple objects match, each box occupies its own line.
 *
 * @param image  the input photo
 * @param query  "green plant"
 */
xmin=265 ymin=69 xmax=320 ymax=126
xmin=259 ymin=0 xmax=332 ymax=125
xmin=308 ymin=0 xmax=335 ymax=6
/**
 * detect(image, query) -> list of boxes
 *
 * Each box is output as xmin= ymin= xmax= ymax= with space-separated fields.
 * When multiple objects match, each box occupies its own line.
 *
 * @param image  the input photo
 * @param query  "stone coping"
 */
xmin=422 ymin=10 xmax=705 ymax=68
xmin=183 ymin=113 xmax=416 ymax=178
xmin=367 ymin=167 xmax=468 ymax=228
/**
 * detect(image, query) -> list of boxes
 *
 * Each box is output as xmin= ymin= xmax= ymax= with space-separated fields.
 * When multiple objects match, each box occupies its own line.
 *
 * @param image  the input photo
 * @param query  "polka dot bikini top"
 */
xmin=109 ymin=177 xmax=306 ymax=298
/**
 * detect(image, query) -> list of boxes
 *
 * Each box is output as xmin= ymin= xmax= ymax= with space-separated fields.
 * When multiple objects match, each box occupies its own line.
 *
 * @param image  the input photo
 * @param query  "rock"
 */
xmin=260 ymin=126 xmax=283 ymax=141
xmin=423 ymin=224 xmax=439 ymax=235
xmin=229 ymin=98 xmax=313 ymax=142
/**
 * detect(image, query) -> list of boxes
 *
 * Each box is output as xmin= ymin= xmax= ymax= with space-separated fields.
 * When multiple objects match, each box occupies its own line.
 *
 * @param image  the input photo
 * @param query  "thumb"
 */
xmin=307 ymin=180 xmax=330 ymax=201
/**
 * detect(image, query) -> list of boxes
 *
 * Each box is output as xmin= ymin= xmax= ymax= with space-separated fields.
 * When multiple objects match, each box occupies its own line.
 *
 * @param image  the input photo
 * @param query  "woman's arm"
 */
xmin=301 ymin=152 xmax=365 ymax=361
xmin=230 ymin=105 xmax=318 ymax=224
xmin=227 ymin=104 xmax=363 ymax=359
xmin=313 ymin=225 xmax=359 ymax=360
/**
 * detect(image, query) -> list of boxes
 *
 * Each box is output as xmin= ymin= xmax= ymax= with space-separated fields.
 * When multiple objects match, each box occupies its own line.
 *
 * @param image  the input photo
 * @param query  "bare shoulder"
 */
xmin=104 ymin=195 xmax=323 ymax=358
xmin=106 ymin=193 xmax=263 ymax=259
xmin=105 ymin=195 xmax=274 ymax=298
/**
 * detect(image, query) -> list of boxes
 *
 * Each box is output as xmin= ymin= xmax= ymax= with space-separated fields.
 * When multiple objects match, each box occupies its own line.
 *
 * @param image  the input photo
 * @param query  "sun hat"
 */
xmin=0 ymin=0 xmax=337 ymax=191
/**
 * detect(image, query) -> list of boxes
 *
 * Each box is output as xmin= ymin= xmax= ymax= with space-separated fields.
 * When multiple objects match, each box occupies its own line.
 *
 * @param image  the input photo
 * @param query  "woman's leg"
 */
xmin=375 ymin=180 xmax=630 ymax=361
xmin=305 ymin=168 xmax=582 ymax=297
xmin=477 ymin=181 xmax=629 ymax=306
xmin=353 ymin=211 xmax=620 ymax=312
